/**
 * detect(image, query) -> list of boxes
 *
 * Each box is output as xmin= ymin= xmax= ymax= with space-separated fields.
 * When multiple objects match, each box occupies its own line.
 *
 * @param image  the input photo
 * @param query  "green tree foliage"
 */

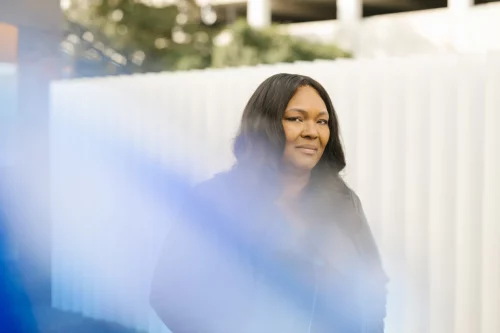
xmin=63 ymin=1 xmax=350 ymax=77
xmin=212 ymin=19 xmax=351 ymax=68
xmin=64 ymin=0 xmax=216 ymax=77
xmin=91 ymin=0 xmax=216 ymax=72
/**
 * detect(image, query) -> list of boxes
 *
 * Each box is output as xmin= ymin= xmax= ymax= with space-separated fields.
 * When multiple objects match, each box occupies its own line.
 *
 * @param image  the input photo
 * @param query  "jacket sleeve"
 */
xmin=350 ymin=190 xmax=389 ymax=333
xmin=149 ymin=197 xmax=256 ymax=333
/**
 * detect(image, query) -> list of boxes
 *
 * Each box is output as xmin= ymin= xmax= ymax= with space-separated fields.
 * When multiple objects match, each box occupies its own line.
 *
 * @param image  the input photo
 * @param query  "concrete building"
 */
xmin=204 ymin=0 xmax=500 ymax=56
xmin=0 ymin=0 xmax=62 ymax=305
xmin=208 ymin=0 xmax=494 ymax=26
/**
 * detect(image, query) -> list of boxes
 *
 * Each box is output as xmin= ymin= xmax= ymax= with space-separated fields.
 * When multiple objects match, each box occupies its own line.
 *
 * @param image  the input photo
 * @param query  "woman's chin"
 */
xmin=286 ymin=160 xmax=319 ymax=174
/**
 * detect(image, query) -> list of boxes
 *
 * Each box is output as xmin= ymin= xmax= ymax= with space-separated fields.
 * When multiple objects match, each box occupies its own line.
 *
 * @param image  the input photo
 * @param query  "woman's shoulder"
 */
xmin=344 ymin=184 xmax=363 ymax=215
xmin=327 ymin=176 xmax=363 ymax=213
xmin=313 ymin=176 xmax=366 ymax=232
xmin=314 ymin=174 xmax=354 ymax=204
xmin=191 ymin=168 xmax=253 ymax=210
xmin=193 ymin=169 xmax=239 ymax=197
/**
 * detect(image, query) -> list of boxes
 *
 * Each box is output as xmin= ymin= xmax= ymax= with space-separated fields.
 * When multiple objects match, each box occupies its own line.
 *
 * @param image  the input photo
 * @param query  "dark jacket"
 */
xmin=150 ymin=169 xmax=387 ymax=333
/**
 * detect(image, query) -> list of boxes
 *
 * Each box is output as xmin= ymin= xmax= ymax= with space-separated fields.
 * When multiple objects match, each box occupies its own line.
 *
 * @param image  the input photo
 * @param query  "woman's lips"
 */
xmin=296 ymin=146 xmax=318 ymax=155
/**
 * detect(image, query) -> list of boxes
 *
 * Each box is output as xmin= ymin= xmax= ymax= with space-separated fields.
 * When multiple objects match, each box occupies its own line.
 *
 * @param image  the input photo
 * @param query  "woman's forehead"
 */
xmin=286 ymin=86 xmax=327 ymax=111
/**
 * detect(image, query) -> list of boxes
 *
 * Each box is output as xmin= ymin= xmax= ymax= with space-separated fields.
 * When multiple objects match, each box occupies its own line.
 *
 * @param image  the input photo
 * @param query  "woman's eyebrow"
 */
xmin=285 ymin=108 xmax=329 ymax=116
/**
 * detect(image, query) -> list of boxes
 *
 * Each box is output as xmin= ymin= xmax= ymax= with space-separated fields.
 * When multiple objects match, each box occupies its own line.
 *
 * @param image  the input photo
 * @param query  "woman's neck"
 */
xmin=278 ymin=169 xmax=311 ymax=203
xmin=275 ymin=170 xmax=312 ymax=236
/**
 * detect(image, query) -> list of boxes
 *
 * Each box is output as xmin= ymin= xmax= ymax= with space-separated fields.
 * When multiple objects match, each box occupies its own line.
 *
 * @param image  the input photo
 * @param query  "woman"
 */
xmin=150 ymin=74 xmax=388 ymax=333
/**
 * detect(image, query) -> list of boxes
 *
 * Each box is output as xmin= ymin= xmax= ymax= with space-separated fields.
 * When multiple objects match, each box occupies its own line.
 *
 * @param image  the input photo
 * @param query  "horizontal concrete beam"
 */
xmin=213 ymin=0 xmax=335 ymax=22
xmin=212 ymin=0 xmax=427 ymax=22
xmin=211 ymin=0 xmax=425 ymax=11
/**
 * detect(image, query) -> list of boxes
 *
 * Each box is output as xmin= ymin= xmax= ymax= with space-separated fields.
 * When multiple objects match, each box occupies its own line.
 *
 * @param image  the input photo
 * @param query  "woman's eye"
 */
xmin=286 ymin=117 xmax=302 ymax=122
xmin=318 ymin=119 xmax=329 ymax=125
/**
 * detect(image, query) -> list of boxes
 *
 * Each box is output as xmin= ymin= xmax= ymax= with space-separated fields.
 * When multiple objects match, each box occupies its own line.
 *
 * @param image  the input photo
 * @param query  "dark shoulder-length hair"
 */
xmin=233 ymin=73 xmax=346 ymax=178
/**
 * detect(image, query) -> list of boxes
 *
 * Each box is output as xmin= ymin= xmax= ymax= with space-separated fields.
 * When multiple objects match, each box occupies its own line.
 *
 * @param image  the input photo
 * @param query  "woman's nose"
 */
xmin=301 ymin=121 xmax=319 ymax=139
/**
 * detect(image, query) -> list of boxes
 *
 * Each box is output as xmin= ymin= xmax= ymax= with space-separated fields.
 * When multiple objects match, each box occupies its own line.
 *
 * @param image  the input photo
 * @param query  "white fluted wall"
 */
xmin=50 ymin=54 xmax=500 ymax=333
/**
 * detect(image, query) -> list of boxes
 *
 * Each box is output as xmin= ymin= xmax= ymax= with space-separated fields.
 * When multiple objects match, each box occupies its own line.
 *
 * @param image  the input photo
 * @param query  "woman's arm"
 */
xmin=349 ymin=190 xmax=389 ymax=333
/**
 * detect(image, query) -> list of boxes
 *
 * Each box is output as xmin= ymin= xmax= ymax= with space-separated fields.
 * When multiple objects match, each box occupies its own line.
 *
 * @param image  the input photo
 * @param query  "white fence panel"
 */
xmin=50 ymin=53 xmax=500 ymax=333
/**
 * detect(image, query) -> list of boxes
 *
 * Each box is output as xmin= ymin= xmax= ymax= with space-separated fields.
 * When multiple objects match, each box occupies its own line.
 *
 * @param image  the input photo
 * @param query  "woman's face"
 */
xmin=281 ymin=86 xmax=330 ymax=173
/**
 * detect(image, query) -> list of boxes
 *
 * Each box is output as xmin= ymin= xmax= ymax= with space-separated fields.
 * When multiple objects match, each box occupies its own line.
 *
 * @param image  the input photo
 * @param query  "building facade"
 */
xmin=0 ymin=0 xmax=62 ymax=305
xmin=208 ymin=0 xmax=498 ymax=26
